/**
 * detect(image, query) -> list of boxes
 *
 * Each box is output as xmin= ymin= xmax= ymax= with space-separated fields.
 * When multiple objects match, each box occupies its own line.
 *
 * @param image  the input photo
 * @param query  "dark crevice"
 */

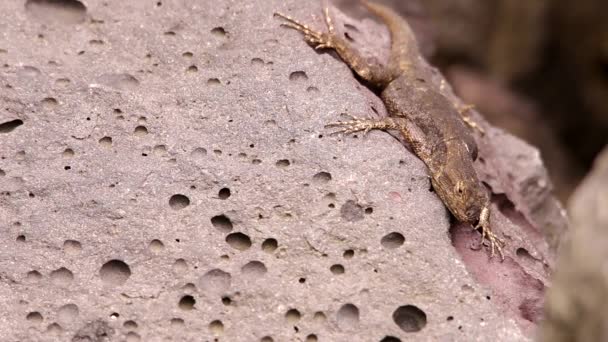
xmin=0 ymin=119 xmax=23 ymax=133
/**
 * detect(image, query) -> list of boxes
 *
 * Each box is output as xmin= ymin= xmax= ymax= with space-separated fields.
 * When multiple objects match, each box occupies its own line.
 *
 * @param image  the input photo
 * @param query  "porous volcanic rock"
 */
xmin=0 ymin=1 xmax=565 ymax=341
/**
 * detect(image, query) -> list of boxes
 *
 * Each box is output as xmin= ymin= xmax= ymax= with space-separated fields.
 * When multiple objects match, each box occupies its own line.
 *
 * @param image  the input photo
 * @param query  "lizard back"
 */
xmin=381 ymin=74 xmax=488 ymax=223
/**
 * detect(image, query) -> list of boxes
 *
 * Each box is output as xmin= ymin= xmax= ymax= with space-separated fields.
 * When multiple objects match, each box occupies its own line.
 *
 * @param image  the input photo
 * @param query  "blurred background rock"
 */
xmin=337 ymin=0 xmax=608 ymax=203
xmin=539 ymin=147 xmax=608 ymax=342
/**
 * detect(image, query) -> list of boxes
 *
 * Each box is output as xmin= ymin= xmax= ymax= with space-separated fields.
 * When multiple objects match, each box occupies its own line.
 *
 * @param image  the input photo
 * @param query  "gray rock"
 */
xmin=0 ymin=0 xmax=565 ymax=341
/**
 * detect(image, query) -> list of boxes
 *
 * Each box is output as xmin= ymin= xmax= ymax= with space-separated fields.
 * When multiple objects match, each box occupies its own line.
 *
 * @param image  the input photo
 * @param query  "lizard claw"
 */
xmin=274 ymin=9 xmax=337 ymax=50
xmin=457 ymin=104 xmax=486 ymax=135
xmin=475 ymin=207 xmax=505 ymax=260
xmin=325 ymin=115 xmax=372 ymax=136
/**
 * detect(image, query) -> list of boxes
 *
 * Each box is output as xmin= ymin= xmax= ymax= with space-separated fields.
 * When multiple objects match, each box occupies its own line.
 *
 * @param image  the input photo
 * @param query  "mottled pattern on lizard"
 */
xmin=274 ymin=2 xmax=505 ymax=258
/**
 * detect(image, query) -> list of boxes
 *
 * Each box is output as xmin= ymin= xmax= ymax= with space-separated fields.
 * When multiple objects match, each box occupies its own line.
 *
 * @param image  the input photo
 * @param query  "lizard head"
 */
xmin=429 ymin=144 xmax=490 ymax=224
xmin=433 ymin=174 xmax=489 ymax=224
xmin=454 ymin=179 xmax=489 ymax=223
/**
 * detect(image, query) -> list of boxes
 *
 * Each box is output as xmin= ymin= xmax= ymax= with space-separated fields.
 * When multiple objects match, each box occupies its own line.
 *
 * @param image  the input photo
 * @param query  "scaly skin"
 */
xmin=274 ymin=2 xmax=504 ymax=259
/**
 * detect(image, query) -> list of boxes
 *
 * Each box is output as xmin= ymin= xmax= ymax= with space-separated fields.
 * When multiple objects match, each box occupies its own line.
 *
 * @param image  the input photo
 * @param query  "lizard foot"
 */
xmin=274 ymin=7 xmax=338 ymax=50
xmin=457 ymin=104 xmax=486 ymax=135
xmin=476 ymin=207 xmax=505 ymax=260
xmin=325 ymin=115 xmax=383 ymax=135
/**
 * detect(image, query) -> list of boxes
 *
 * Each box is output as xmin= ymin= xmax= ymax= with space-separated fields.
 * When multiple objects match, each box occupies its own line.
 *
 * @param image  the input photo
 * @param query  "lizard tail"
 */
xmin=361 ymin=1 xmax=420 ymax=70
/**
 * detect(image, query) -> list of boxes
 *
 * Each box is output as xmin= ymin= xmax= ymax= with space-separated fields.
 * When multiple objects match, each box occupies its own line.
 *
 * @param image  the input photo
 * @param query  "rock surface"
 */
xmin=540 ymin=146 xmax=608 ymax=342
xmin=0 ymin=0 xmax=565 ymax=341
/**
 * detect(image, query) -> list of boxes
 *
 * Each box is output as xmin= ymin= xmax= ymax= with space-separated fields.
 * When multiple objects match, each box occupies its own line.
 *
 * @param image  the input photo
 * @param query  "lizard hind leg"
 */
xmin=326 ymin=115 xmax=402 ymax=136
xmin=273 ymin=12 xmax=329 ymax=48
xmin=274 ymin=7 xmax=396 ymax=88
xmin=476 ymin=206 xmax=505 ymax=260
xmin=274 ymin=5 xmax=335 ymax=38
xmin=322 ymin=6 xmax=335 ymax=34
xmin=457 ymin=104 xmax=486 ymax=135
xmin=273 ymin=6 xmax=341 ymax=51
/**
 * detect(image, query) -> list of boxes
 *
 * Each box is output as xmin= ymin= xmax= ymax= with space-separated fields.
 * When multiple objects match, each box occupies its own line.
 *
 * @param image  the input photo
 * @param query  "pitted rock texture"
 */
xmin=0 ymin=0 xmax=565 ymax=341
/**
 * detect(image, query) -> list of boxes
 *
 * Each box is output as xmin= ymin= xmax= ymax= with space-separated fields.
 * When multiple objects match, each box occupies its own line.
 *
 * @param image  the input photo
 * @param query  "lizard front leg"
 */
xmin=274 ymin=8 xmax=396 ymax=88
xmin=326 ymin=115 xmax=406 ymax=135
xmin=327 ymin=114 xmax=432 ymax=163
xmin=477 ymin=206 xmax=505 ymax=260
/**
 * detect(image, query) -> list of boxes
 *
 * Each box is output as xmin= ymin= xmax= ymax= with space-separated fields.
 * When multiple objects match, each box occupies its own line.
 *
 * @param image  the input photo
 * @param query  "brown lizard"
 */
xmin=274 ymin=1 xmax=505 ymax=259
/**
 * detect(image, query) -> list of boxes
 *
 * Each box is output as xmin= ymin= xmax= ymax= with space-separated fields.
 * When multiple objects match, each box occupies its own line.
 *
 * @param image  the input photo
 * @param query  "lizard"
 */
xmin=274 ymin=1 xmax=505 ymax=259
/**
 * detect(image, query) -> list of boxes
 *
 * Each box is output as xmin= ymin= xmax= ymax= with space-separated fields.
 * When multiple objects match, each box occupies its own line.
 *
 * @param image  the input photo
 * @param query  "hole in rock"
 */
xmin=199 ymin=269 xmax=231 ymax=293
xmin=381 ymin=232 xmax=405 ymax=248
xmin=178 ymin=295 xmax=195 ymax=310
xmin=25 ymin=0 xmax=86 ymax=24
xmin=171 ymin=318 xmax=184 ymax=326
xmin=289 ymin=71 xmax=308 ymax=82
xmin=276 ymin=159 xmax=290 ymax=168
xmin=123 ymin=320 xmax=138 ymax=329
xmin=99 ymin=259 xmax=131 ymax=285
xmin=63 ymin=239 xmax=82 ymax=254
xmin=337 ymin=304 xmax=360 ymax=330
xmin=211 ymin=27 xmax=226 ymax=37
xmin=312 ymin=171 xmax=331 ymax=183
xmin=149 ymin=239 xmax=164 ymax=252
xmin=99 ymin=136 xmax=112 ymax=147
xmin=262 ymin=238 xmax=278 ymax=252
xmin=0 ymin=119 xmax=23 ymax=133
xmin=57 ymin=304 xmax=78 ymax=324
xmin=211 ymin=215 xmax=233 ymax=232
xmin=393 ymin=305 xmax=427 ymax=332
xmin=169 ymin=194 xmax=190 ymax=210
xmin=241 ymin=261 xmax=267 ymax=277
xmin=50 ymin=267 xmax=73 ymax=286
xmin=218 ymin=187 xmax=231 ymax=199
xmin=226 ymin=232 xmax=252 ymax=251
xmin=380 ymin=336 xmax=401 ymax=342
xmin=134 ymin=125 xmax=148 ymax=136
xmin=26 ymin=311 xmax=43 ymax=323
xmin=172 ymin=259 xmax=188 ymax=274
xmin=285 ymin=309 xmax=301 ymax=324
xmin=330 ymin=264 xmax=345 ymax=275
xmin=209 ymin=320 xmax=224 ymax=334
